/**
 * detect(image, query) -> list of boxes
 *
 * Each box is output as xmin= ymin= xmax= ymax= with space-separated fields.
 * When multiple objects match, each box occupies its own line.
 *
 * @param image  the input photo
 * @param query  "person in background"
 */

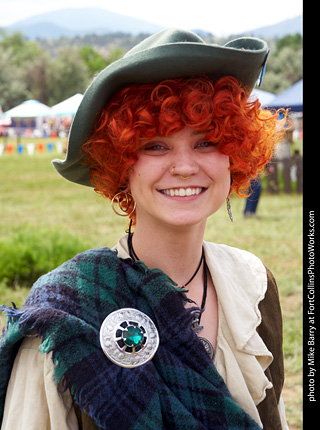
xmin=243 ymin=176 xmax=262 ymax=217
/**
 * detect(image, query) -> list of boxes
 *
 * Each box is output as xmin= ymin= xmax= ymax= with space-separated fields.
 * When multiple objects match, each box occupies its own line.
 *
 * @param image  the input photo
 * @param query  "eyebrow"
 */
xmin=141 ymin=129 xmax=208 ymax=144
xmin=191 ymin=130 xmax=208 ymax=135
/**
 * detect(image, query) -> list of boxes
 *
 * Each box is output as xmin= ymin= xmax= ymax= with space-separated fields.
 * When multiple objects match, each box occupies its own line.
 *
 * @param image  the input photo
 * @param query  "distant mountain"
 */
xmin=9 ymin=22 xmax=76 ymax=39
xmin=244 ymin=15 xmax=302 ymax=38
xmin=3 ymin=7 xmax=302 ymax=40
xmin=4 ymin=7 xmax=164 ymax=39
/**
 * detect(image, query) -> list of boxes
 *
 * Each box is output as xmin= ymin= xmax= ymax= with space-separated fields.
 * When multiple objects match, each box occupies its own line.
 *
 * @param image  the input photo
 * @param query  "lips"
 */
xmin=160 ymin=187 xmax=204 ymax=197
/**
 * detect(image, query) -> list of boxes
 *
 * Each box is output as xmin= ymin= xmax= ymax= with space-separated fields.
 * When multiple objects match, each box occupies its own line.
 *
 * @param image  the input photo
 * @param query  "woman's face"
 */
xmin=129 ymin=126 xmax=231 ymax=231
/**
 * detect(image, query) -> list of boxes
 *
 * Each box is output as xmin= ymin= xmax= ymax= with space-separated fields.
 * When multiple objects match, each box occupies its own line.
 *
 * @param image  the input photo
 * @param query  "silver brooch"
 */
xmin=99 ymin=308 xmax=160 ymax=368
xmin=199 ymin=337 xmax=214 ymax=361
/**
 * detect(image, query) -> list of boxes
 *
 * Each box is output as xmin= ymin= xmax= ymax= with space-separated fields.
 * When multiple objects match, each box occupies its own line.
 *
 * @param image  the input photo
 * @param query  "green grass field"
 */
xmin=0 ymin=141 xmax=303 ymax=429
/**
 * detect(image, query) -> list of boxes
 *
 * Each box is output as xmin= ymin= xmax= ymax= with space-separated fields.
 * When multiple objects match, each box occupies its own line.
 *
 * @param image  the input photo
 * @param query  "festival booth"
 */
xmin=268 ymin=80 xmax=303 ymax=113
xmin=267 ymin=80 xmax=303 ymax=194
xmin=51 ymin=93 xmax=83 ymax=138
xmin=51 ymin=93 xmax=83 ymax=116
xmin=0 ymin=95 xmax=84 ymax=156
xmin=0 ymin=100 xmax=53 ymax=140
xmin=0 ymin=100 xmax=62 ymax=156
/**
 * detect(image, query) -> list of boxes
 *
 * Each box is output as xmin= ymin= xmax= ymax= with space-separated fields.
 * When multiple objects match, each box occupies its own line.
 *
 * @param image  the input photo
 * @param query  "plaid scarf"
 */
xmin=1 ymin=247 xmax=262 ymax=429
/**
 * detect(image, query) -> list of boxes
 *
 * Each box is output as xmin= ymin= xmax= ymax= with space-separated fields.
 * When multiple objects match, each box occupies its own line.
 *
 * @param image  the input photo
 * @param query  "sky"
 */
xmin=0 ymin=0 xmax=302 ymax=37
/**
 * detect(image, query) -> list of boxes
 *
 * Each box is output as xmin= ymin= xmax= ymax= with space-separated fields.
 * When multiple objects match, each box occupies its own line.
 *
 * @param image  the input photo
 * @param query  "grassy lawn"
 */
xmin=0 ymin=142 xmax=303 ymax=429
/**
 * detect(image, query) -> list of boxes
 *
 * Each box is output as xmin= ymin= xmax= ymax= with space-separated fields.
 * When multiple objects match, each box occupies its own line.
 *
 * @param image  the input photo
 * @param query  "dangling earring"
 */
xmin=227 ymin=196 xmax=233 ymax=222
xmin=111 ymin=192 xmax=136 ymax=217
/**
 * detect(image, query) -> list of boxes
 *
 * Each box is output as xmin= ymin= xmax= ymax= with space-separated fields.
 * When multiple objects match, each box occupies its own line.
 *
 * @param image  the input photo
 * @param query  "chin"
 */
xmin=160 ymin=214 xmax=209 ymax=230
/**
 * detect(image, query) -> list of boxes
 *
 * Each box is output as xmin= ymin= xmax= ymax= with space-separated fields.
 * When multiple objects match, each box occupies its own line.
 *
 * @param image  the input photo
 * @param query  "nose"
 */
xmin=170 ymin=147 xmax=199 ymax=179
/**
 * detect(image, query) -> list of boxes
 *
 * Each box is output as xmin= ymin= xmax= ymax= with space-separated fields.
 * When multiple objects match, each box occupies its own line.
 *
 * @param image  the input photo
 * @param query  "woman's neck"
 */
xmin=131 ymin=220 xmax=206 ymax=287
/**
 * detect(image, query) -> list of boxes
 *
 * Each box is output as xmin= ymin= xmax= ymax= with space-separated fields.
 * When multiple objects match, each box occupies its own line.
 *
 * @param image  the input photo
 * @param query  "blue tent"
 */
xmin=268 ymin=80 xmax=303 ymax=112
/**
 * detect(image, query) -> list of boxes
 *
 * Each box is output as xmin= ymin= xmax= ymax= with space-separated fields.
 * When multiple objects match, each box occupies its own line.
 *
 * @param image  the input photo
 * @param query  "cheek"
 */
xmin=223 ymin=156 xmax=231 ymax=181
xmin=208 ymin=154 xmax=230 ymax=182
xmin=128 ymin=160 xmax=158 ymax=196
xmin=127 ymin=166 xmax=139 ymax=195
xmin=130 ymin=156 xmax=166 ymax=182
xmin=220 ymin=153 xmax=230 ymax=168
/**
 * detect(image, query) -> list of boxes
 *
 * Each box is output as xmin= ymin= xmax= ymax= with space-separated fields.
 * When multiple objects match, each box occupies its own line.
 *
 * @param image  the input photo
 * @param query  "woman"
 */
xmin=0 ymin=29 xmax=288 ymax=429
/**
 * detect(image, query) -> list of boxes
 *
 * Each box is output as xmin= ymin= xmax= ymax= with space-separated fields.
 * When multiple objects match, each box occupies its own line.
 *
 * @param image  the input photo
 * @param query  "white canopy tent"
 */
xmin=1 ymin=100 xmax=53 ymax=119
xmin=0 ymin=100 xmax=53 ymax=138
xmin=51 ymin=94 xmax=83 ymax=116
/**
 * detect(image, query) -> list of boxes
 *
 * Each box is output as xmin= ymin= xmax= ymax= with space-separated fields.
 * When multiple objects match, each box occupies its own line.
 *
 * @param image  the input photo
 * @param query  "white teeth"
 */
xmin=162 ymin=188 xmax=203 ymax=197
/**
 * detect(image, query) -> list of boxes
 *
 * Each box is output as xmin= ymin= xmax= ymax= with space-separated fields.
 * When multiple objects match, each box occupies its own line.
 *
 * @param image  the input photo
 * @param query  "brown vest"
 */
xmin=74 ymin=267 xmax=285 ymax=430
xmin=256 ymin=267 xmax=285 ymax=430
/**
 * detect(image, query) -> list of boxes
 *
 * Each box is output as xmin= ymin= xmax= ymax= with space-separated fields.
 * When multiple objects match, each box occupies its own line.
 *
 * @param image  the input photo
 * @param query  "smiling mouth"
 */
xmin=159 ymin=187 xmax=205 ymax=197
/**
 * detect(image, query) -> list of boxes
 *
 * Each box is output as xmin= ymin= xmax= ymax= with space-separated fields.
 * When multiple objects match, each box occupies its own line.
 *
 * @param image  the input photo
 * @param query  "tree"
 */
xmin=23 ymin=51 xmax=53 ymax=105
xmin=275 ymin=33 xmax=303 ymax=52
xmin=0 ymin=47 xmax=30 ymax=110
xmin=273 ymin=47 xmax=302 ymax=84
xmin=79 ymin=45 xmax=108 ymax=77
xmin=0 ymin=31 xmax=43 ymax=67
xmin=79 ymin=45 xmax=124 ymax=78
xmin=261 ymin=34 xmax=303 ymax=94
xmin=0 ymin=31 xmax=46 ymax=110
xmin=0 ymin=32 xmax=91 ymax=108
xmin=106 ymin=47 xmax=124 ymax=65
xmin=46 ymin=46 xmax=91 ymax=105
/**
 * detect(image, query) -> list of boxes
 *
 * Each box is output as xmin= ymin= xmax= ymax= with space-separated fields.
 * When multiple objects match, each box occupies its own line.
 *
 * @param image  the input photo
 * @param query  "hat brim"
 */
xmin=52 ymin=35 xmax=268 ymax=187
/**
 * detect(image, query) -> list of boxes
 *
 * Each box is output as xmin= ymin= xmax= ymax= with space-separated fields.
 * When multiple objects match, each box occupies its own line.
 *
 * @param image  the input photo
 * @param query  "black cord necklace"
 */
xmin=127 ymin=222 xmax=214 ymax=359
xmin=127 ymin=221 xmax=205 ymax=302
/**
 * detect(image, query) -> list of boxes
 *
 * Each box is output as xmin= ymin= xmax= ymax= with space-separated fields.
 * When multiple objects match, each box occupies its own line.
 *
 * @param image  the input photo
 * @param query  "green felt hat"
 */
xmin=52 ymin=28 xmax=269 ymax=187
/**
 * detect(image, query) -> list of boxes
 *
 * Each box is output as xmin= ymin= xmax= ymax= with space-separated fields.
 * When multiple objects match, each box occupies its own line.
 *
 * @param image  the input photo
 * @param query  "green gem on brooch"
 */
xmin=123 ymin=326 xmax=144 ymax=347
xmin=100 ymin=308 xmax=159 ymax=368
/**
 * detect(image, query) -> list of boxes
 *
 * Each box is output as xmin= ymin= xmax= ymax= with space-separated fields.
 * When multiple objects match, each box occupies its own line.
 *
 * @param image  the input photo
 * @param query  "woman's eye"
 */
xmin=142 ymin=143 xmax=168 ymax=153
xmin=197 ymin=141 xmax=218 ymax=150
xmin=146 ymin=144 xmax=164 ymax=150
xmin=199 ymin=141 xmax=211 ymax=147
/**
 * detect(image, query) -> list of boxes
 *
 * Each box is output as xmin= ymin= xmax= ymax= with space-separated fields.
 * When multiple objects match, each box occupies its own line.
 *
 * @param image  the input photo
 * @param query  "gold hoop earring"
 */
xmin=111 ymin=192 xmax=136 ymax=217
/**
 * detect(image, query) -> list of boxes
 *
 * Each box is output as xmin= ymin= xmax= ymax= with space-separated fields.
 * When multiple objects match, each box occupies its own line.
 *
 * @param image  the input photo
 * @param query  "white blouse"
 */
xmin=1 ymin=239 xmax=289 ymax=429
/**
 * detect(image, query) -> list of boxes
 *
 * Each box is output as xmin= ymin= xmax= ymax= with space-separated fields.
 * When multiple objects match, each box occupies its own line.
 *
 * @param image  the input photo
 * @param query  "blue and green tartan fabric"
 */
xmin=0 ymin=247 xmax=262 ymax=429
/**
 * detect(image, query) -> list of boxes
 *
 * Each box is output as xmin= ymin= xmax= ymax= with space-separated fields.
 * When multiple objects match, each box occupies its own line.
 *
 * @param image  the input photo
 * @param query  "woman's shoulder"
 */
xmin=33 ymin=247 xmax=118 ymax=283
xmin=204 ymin=241 xmax=278 ymax=291
xmin=203 ymin=241 xmax=266 ymax=274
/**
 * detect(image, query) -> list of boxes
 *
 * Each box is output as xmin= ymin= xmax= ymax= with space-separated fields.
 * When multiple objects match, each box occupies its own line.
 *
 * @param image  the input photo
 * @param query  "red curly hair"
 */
xmin=82 ymin=75 xmax=286 ymax=218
